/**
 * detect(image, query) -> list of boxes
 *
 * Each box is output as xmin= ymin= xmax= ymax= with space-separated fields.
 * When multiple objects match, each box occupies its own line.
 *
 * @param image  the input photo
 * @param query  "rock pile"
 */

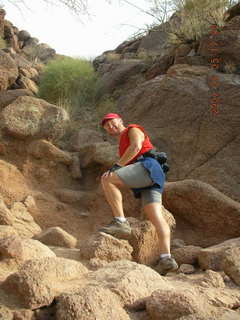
xmin=0 ymin=7 xmax=55 ymax=98
xmin=0 ymin=5 xmax=239 ymax=320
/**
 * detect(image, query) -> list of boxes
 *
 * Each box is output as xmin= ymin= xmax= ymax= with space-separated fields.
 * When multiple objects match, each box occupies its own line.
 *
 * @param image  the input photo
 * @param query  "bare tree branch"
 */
xmin=2 ymin=0 xmax=90 ymax=15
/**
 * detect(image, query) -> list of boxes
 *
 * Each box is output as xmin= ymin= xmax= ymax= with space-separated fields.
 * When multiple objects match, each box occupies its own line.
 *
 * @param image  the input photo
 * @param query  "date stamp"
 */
xmin=208 ymin=24 xmax=221 ymax=115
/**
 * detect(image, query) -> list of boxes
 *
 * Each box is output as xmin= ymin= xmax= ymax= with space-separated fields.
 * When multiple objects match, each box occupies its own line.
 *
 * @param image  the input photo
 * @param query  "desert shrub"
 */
xmin=38 ymin=57 xmax=97 ymax=118
xmin=169 ymin=0 xmax=238 ymax=43
xmin=0 ymin=36 xmax=6 ymax=49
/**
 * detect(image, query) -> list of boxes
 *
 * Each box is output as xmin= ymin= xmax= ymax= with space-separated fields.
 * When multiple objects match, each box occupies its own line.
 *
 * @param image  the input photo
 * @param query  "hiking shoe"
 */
xmin=99 ymin=218 xmax=132 ymax=239
xmin=155 ymin=257 xmax=178 ymax=276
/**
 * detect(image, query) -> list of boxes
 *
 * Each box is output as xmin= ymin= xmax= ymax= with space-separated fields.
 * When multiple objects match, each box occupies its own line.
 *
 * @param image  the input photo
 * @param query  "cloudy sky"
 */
xmin=2 ymin=0 xmax=154 ymax=59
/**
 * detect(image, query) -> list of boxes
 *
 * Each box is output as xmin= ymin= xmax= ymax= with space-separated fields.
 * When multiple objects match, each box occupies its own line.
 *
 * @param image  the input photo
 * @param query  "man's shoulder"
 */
xmin=127 ymin=124 xmax=146 ymax=135
xmin=128 ymin=124 xmax=144 ymax=131
xmin=128 ymin=123 xmax=141 ymax=128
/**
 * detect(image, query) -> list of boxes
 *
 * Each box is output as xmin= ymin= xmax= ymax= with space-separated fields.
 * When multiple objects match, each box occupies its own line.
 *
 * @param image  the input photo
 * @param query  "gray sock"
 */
xmin=115 ymin=217 xmax=127 ymax=223
xmin=160 ymin=253 xmax=171 ymax=259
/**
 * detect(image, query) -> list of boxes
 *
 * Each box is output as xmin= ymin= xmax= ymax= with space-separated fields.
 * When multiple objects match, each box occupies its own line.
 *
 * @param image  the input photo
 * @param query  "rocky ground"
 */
xmin=0 ymin=4 xmax=240 ymax=320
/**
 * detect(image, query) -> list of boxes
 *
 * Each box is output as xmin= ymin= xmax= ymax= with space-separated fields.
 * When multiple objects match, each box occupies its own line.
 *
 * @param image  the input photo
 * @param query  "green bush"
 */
xmin=38 ymin=57 xmax=97 ymax=117
xmin=0 ymin=36 xmax=6 ymax=49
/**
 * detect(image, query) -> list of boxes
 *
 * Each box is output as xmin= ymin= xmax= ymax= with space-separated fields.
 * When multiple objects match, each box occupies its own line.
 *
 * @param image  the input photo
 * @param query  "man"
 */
xmin=100 ymin=113 xmax=178 ymax=276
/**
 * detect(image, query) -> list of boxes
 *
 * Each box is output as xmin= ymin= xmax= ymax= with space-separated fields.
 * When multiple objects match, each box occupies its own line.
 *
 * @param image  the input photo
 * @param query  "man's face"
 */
xmin=103 ymin=118 xmax=123 ymax=136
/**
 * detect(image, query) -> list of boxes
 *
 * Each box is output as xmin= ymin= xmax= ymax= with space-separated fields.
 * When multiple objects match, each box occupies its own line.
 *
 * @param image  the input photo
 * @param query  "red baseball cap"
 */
xmin=101 ymin=113 xmax=122 ymax=126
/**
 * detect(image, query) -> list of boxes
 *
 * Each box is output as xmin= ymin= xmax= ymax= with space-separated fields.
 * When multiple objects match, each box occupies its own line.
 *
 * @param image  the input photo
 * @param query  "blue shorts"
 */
xmin=115 ymin=162 xmax=162 ymax=207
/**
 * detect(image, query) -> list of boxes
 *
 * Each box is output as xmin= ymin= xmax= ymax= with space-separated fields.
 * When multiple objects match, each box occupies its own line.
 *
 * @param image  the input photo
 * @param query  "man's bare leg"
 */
xmin=101 ymin=173 xmax=125 ymax=218
xmin=143 ymin=201 xmax=178 ymax=275
xmin=143 ymin=202 xmax=170 ymax=254
xmin=100 ymin=173 xmax=131 ymax=238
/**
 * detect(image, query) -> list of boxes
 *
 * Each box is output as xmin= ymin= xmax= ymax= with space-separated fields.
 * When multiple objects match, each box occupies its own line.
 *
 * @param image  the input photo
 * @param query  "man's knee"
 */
xmin=101 ymin=173 xmax=124 ymax=187
xmin=101 ymin=174 xmax=115 ymax=187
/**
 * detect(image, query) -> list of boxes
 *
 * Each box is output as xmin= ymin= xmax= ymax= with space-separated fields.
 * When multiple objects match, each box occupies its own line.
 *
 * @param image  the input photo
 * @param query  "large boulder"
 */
xmin=54 ymin=189 xmax=96 ymax=206
xmin=0 ymin=197 xmax=41 ymax=239
xmin=56 ymin=286 xmax=130 ymax=320
xmin=78 ymin=141 xmax=118 ymax=168
xmin=86 ymin=260 xmax=168 ymax=306
xmin=0 ymin=96 xmax=69 ymax=140
xmin=9 ymin=202 xmax=42 ymax=238
xmin=79 ymin=232 xmax=133 ymax=262
xmin=195 ymin=270 xmax=225 ymax=289
xmin=222 ymin=247 xmax=240 ymax=286
xmin=28 ymin=139 xmax=72 ymax=165
xmin=117 ymin=65 xmax=240 ymax=202
xmin=146 ymin=288 xmax=209 ymax=319
xmin=12 ymin=53 xmax=35 ymax=71
xmin=1 ymin=257 xmax=88 ymax=309
xmin=177 ymin=264 xmax=195 ymax=274
xmin=50 ymin=247 xmax=80 ymax=262
xmin=0 ymin=50 xmax=18 ymax=90
xmin=3 ymin=20 xmax=20 ymax=52
xmin=22 ymin=43 xmax=56 ymax=63
xmin=145 ymin=271 xmax=240 ymax=319
xmin=19 ymin=66 xmax=39 ymax=81
xmin=146 ymin=55 xmax=174 ymax=80
xmin=16 ymin=238 xmax=55 ymax=261
xmin=0 ymin=89 xmax=33 ymax=111
xmin=0 ymin=235 xmax=23 ymax=259
xmin=115 ymin=39 xmax=141 ymax=55
xmin=198 ymin=238 xmax=240 ymax=271
xmin=0 ymin=160 xmax=30 ymax=206
xmin=137 ymin=22 xmax=176 ymax=58
xmin=18 ymin=30 xmax=31 ymax=42
xmin=68 ymin=128 xmax=104 ymax=152
xmin=163 ymin=180 xmax=240 ymax=246
xmin=34 ymin=227 xmax=77 ymax=248
xmin=0 ymin=236 xmax=55 ymax=261
xmin=95 ymin=59 xmax=148 ymax=97
xmin=24 ymin=37 xmax=39 ymax=47
xmin=16 ymin=75 xmax=38 ymax=94
xmin=36 ymin=43 xmax=56 ymax=62
xmin=172 ymin=245 xmax=202 ymax=266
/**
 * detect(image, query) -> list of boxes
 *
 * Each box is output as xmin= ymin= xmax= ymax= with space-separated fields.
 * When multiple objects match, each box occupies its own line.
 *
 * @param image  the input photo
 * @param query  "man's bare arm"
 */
xmin=117 ymin=127 xmax=145 ymax=166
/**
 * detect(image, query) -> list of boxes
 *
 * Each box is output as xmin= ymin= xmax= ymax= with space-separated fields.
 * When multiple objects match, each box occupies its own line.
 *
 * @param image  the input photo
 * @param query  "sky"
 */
xmin=2 ymin=0 xmax=155 ymax=59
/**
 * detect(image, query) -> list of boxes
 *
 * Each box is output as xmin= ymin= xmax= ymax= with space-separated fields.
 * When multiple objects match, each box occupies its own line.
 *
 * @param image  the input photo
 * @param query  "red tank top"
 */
xmin=119 ymin=124 xmax=153 ymax=165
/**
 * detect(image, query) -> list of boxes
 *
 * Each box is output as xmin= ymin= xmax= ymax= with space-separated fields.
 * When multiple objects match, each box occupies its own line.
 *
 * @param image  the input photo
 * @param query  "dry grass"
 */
xmin=168 ymin=0 xmax=231 ymax=44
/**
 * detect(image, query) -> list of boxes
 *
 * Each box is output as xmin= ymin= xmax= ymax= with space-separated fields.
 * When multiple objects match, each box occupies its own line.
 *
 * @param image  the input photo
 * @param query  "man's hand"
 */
xmin=109 ymin=164 xmax=122 ymax=173
xmin=101 ymin=164 xmax=122 ymax=178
